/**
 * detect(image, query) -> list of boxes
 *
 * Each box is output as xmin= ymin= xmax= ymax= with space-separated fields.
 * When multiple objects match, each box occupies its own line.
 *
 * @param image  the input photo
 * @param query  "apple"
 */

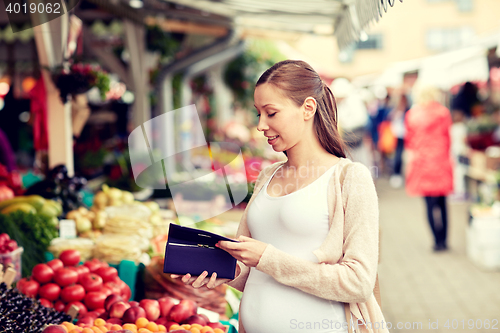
xmin=128 ymin=301 xmax=139 ymax=307
xmin=158 ymin=297 xmax=176 ymax=318
xmin=98 ymin=311 xmax=109 ymax=319
xmin=122 ymin=306 xmax=146 ymax=324
xmin=106 ymin=317 xmax=123 ymax=325
xmin=168 ymin=300 xmax=197 ymax=323
xmin=182 ymin=314 xmax=207 ymax=326
xmin=139 ymin=299 xmax=160 ymax=321
xmin=76 ymin=316 xmax=94 ymax=327
xmin=208 ymin=321 xmax=226 ymax=330
xmin=86 ymin=311 xmax=101 ymax=319
xmin=109 ymin=301 xmax=131 ymax=318
xmin=42 ymin=325 xmax=67 ymax=333
xmin=198 ymin=314 xmax=210 ymax=323
xmin=104 ymin=294 xmax=123 ymax=311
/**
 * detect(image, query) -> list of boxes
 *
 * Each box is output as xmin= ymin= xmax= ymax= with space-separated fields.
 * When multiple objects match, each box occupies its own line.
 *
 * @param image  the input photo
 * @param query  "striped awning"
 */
xmin=160 ymin=0 xmax=401 ymax=50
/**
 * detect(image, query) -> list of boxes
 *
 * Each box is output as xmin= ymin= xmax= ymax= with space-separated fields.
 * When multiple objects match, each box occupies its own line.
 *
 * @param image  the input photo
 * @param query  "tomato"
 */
xmin=74 ymin=265 xmax=90 ymax=277
xmin=103 ymin=281 xmax=121 ymax=295
xmin=54 ymin=300 xmax=65 ymax=312
xmin=59 ymin=249 xmax=80 ymax=266
xmin=46 ymin=259 xmax=64 ymax=272
xmin=39 ymin=298 xmax=53 ymax=308
xmin=54 ymin=268 xmax=79 ymax=287
xmin=95 ymin=266 xmax=118 ymax=282
xmin=32 ymin=264 xmax=54 ymax=284
xmin=84 ymin=291 xmax=107 ymax=310
xmin=79 ymin=272 xmax=103 ymax=292
xmin=60 ymin=284 xmax=85 ymax=303
xmin=99 ymin=286 xmax=112 ymax=297
xmin=121 ymin=283 xmax=131 ymax=301
xmin=83 ymin=258 xmax=107 ymax=272
xmin=17 ymin=278 xmax=39 ymax=298
xmin=64 ymin=301 xmax=87 ymax=318
xmin=38 ymin=283 xmax=61 ymax=301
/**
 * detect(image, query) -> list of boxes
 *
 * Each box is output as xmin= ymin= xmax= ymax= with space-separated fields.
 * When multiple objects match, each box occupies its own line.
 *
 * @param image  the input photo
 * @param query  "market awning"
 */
xmin=157 ymin=0 xmax=399 ymax=50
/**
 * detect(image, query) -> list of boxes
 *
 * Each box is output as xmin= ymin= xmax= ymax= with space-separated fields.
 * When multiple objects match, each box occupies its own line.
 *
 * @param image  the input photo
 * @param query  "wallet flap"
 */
xmin=168 ymin=223 xmax=238 ymax=247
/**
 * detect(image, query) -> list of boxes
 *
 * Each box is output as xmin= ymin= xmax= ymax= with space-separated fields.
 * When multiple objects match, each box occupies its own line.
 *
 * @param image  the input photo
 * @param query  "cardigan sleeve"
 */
xmin=255 ymin=163 xmax=379 ymax=303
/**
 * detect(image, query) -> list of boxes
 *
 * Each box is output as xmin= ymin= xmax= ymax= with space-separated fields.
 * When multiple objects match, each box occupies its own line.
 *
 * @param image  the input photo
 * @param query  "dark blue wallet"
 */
xmin=163 ymin=223 xmax=238 ymax=279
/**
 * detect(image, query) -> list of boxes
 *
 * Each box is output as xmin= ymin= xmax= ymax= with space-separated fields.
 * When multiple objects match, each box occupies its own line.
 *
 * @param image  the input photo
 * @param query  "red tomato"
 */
xmin=46 ymin=259 xmax=64 ymax=272
xmin=74 ymin=265 xmax=90 ymax=277
xmin=84 ymin=291 xmax=107 ymax=310
xmin=61 ymin=284 xmax=85 ymax=303
xmin=59 ymin=249 xmax=81 ymax=266
xmin=54 ymin=300 xmax=65 ymax=312
xmin=79 ymin=272 xmax=103 ymax=292
xmin=54 ymin=268 xmax=79 ymax=287
xmin=121 ymin=283 xmax=131 ymax=301
xmin=99 ymin=286 xmax=112 ymax=297
xmin=64 ymin=301 xmax=87 ymax=318
xmin=83 ymin=259 xmax=102 ymax=272
xmin=95 ymin=267 xmax=118 ymax=282
xmin=103 ymin=281 xmax=121 ymax=295
xmin=32 ymin=264 xmax=54 ymax=284
xmin=38 ymin=283 xmax=61 ymax=301
xmin=39 ymin=298 xmax=53 ymax=308
xmin=17 ymin=278 xmax=39 ymax=298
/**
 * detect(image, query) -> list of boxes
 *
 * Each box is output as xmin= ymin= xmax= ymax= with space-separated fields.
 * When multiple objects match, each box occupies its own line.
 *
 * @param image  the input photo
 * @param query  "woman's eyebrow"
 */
xmin=254 ymin=104 xmax=276 ymax=110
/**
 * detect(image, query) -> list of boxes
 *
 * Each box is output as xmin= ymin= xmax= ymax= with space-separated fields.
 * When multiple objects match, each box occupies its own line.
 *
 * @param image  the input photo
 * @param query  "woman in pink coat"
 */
xmin=405 ymin=85 xmax=454 ymax=251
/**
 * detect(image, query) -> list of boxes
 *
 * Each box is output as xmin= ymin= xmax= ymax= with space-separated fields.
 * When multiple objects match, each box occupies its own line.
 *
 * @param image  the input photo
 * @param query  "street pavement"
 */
xmin=376 ymin=177 xmax=500 ymax=333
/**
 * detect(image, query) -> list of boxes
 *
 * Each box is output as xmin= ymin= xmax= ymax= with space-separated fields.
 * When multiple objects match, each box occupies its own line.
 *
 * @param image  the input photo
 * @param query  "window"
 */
xmin=426 ymin=27 xmax=474 ymax=51
xmin=355 ymin=34 xmax=383 ymax=50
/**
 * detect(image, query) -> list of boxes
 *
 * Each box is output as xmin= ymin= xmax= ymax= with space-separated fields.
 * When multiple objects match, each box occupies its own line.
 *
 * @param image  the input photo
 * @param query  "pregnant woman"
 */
xmin=173 ymin=60 xmax=388 ymax=333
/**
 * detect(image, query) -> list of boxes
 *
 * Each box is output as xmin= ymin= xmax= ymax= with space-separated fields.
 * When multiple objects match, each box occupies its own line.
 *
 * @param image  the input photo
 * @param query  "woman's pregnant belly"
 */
xmin=240 ymin=269 xmax=348 ymax=333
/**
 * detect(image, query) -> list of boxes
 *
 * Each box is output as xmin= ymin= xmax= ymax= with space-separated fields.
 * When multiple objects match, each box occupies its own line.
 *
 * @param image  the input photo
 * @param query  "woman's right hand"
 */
xmin=171 ymin=265 xmax=240 ymax=289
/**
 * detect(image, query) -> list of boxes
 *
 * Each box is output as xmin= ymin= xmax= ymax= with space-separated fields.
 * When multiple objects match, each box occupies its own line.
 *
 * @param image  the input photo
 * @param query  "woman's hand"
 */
xmin=217 ymin=235 xmax=267 ymax=267
xmin=171 ymin=271 xmax=232 ymax=289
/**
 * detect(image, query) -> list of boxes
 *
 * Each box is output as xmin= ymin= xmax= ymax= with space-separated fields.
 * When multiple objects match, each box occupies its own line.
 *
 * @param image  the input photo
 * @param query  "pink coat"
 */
xmin=404 ymin=101 xmax=454 ymax=197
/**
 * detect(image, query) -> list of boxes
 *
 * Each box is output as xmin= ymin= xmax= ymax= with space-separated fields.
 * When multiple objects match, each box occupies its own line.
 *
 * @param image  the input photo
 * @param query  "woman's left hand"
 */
xmin=217 ymin=236 xmax=267 ymax=267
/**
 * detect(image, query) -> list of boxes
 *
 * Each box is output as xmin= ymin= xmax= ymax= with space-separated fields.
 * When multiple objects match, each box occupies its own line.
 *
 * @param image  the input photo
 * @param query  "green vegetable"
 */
xmin=0 ymin=211 xmax=58 ymax=277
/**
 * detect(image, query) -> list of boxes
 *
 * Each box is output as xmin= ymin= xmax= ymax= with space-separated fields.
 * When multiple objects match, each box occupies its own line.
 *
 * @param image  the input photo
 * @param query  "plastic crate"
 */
xmin=0 ymin=247 xmax=24 ymax=282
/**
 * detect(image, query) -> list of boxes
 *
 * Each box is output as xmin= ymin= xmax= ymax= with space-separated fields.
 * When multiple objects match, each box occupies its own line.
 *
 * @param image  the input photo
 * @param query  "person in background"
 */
xmin=449 ymin=110 xmax=468 ymax=201
xmin=389 ymin=94 xmax=409 ymax=188
xmin=368 ymin=91 xmax=391 ymax=176
xmin=405 ymin=85 xmax=453 ymax=252
xmin=0 ymin=128 xmax=16 ymax=172
xmin=451 ymin=82 xmax=481 ymax=118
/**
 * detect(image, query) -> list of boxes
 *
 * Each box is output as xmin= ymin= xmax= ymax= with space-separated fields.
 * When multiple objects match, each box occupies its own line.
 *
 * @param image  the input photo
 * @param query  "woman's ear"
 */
xmin=303 ymin=97 xmax=317 ymax=120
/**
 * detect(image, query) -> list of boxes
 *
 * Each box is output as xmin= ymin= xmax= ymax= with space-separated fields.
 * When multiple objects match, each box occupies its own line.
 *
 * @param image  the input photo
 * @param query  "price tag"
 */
xmin=59 ymin=219 xmax=77 ymax=239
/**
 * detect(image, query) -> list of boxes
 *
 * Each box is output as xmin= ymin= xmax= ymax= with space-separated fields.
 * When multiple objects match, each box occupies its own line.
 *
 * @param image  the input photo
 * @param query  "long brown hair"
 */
xmin=256 ymin=60 xmax=347 ymax=158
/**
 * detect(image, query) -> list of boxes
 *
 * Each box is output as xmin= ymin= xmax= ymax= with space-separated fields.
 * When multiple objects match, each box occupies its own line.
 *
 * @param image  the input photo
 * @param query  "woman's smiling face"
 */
xmin=254 ymin=83 xmax=307 ymax=151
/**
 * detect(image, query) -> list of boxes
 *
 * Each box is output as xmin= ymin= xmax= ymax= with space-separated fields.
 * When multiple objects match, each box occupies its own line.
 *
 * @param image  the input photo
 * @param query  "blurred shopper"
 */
xmin=450 ymin=110 xmax=468 ymax=201
xmin=405 ymin=85 xmax=453 ymax=252
xmin=370 ymin=93 xmax=392 ymax=175
xmin=389 ymin=94 xmax=409 ymax=188
xmin=0 ymin=128 xmax=16 ymax=172
xmin=451 ymin=82 xmax=483 ymax=118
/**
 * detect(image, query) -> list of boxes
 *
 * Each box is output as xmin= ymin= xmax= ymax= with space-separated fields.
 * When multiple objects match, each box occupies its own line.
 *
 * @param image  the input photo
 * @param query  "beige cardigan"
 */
xmin=227 ymin=157 xmax=389 ymax=333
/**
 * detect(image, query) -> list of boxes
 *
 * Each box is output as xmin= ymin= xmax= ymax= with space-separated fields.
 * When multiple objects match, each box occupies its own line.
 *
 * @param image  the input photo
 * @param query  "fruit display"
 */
xmin=0 ymin=211 xmax=59 ymax=277
xmin=0 ymin=282 xmax=72 ymax=332
xmin=48 ymin=238 xmax=95 ymax=262
xmin=0 ymin=163 xmax=23 ymax=197
xmin=0 ymin=194 xmax=62 ymax=223
xmin=25 ymin=165 xmax=87 ymax=214
xmin=44 ymin=316 xmax=227 ymax=333
xmin=17 ymin=250 xmax=132 ymax=317
xmin=0 ymin=234 xmax=23 ymax=281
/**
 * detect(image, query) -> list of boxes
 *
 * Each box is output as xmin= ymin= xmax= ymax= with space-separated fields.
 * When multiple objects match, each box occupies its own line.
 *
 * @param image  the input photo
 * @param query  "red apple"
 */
xmin=208 ymin=321 xmax=226 ymax=330
xmin=182 ymin=314 xmax=207 ymax=326
xmin=106 ymin=317 xmax=123 ymax=325
xmin=139 ymin=299 xmax=160 ymax=321
xmin=76 ymin=316 xmax=94 ymax=327
xmin=158 ymin=297 xmax=176 ymax=318
xmin=98 ymin=311 xmax=109 ymax=319
xmin=42 ymin=325 xmax=67 ymax=333
xmin=104 ymin=294 xmax=123 ymax=311
xmin=128 ymin=301 xmax=139 ymax=307
xmin=168 ymin=301 xmax=197 ymax=323
xmin=86 ymin=311 xmax=101 ymax=319
xmin=198 ymin=314 xmax=210 ymax=323
xmin=109 ymin=301 xmax=131 ymax=319
xmin=122 ymin=306 xmax=146 ymax=324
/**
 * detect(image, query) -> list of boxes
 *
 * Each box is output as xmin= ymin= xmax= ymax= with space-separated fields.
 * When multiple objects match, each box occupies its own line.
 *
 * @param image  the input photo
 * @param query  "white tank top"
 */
xmin=240 ymin=163 xmax=348 ymax=333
